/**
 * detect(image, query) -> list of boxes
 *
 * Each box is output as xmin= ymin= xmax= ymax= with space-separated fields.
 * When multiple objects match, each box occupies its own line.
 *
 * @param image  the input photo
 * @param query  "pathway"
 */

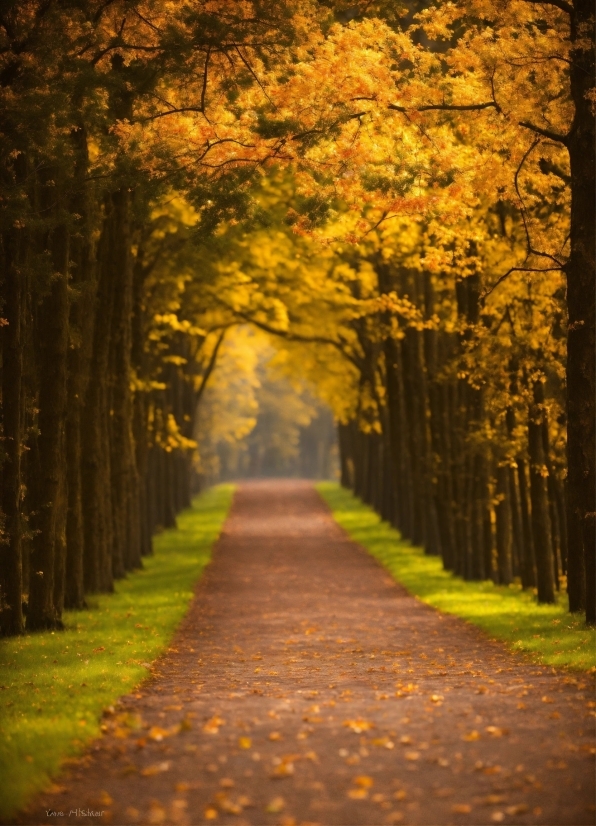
xmin=19 ymin=481 xmax=595 ymax=826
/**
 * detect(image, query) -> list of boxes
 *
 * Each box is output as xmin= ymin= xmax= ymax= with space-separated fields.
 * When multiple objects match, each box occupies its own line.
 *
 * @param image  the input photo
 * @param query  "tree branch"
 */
xmin=521 ymin=0 xmax=574 ymax=16
xmin=194 ymin=329 xmax=227 ymax=406
xmin=482 ymin=265 xmax=564 ymax=300
xmin=519 ymin=120 xmax=569 ymax=145
xmin=389 ymin=101 xmax=498 ymax=113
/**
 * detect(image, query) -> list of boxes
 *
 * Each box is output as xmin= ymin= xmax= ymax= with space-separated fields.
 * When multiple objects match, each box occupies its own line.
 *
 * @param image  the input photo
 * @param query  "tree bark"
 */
xmin=566 ymin=0 xmax=596 ymax=623
xmin=0 ymin=226 xmax=25 ymax=636
xmin=27 ymin=222 xmax=70 ymax=630
xmin=528 ymin=385 xmax=556 ymax=604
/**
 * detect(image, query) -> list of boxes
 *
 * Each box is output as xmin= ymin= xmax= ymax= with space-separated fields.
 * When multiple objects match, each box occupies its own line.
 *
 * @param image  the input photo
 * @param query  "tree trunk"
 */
xmin=0 ymin=227 xmax=25 ymax=636
xmin=27 ymin=223 xmax=70 ymax=630
xmin=528 ymin=386 xmax=556 ymax=604
xmin=566 ymin=0 xmax=596 ymax=623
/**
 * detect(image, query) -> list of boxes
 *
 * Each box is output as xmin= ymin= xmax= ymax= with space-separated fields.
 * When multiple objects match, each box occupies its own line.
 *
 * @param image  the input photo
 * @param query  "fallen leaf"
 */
xmin=203 ymin=716 xmax=225 ymax=734
xmin=353 ymin=775 xmax=374 ymax=788
xmin=541 ymin=696 xmax=554 ymax=704
xmin=372 ymin=737 xmax=394 ymax=749
xmin=269 ymin=731 xmax=282 ymax=741
xmin=405 ymin=751 xmax=420 ymax=761
xmin=485 ymin=726 xmax=508 ymax=737
xmin=238 ymin=736 xmax=252 ymax=749
xmin=220 ymin=778 xmax=234 ymax=788
xmin=506 ymin=804 xmax=529 ymax=815
xmin=204 ymin=808 xmax=218 ymax=820
xmin=452 ymin=804 xmax=472 ymax=814
xmin=271 ymin=761 xmax=294 ymax=778
xmin=265 ymin=796 xmax=285 ymax=813
xmin=220 ymin=798 xmax=242 ymax=815
xmin=141 ymin=762 xmax=171 ymax=776
xmin=348 ymin=789 xmax=368 ymax=799
xmin=463 ymin=730 xmax=481 ymax=741
xmin=343 ymin=719 xmax=374 ymax=733
xmin=491 ymin=813 xmax=505 ymax=823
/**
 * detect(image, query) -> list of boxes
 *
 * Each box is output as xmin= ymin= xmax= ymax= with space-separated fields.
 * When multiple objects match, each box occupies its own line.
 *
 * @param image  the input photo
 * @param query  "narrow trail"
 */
xmin=20 ymin=481 xmax=594 ymax=826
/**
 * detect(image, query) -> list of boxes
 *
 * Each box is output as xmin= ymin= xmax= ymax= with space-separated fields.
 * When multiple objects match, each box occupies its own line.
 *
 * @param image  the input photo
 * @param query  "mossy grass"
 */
xmin=317 ymin=482 xmax=596 ymax=672
xmin=0 ymin=484 xmax=234 ymax=819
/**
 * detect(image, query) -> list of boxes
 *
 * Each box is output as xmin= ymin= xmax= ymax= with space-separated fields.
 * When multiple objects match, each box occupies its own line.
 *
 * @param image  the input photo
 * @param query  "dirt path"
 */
xmin=19 ymin=481 xmax=595 ymax=826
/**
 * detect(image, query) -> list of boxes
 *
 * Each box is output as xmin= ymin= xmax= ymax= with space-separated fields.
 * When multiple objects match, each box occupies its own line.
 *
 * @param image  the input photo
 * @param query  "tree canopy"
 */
xmin=0 ymin=0 xmax=594 ymax=633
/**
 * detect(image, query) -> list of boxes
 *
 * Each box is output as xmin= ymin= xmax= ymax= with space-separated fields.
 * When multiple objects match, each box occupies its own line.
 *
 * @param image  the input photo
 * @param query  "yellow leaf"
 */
xmin=265 ymin=797 xmax=285 ymax=813
xmin=348 ymin=788 xmax=368 ymax=799
xmin=238 ymin=736 xmax=252 ymax=749
xmin=485 ymin=726 xmax=508 ymax=737
xmin=463 ymin=730 xmax=480 ymax=741
xmin=506 ymin=804 xmax=529 ymax=815
xmin=203 ymin=716 xmax=225 ymax=734
xmin=452 ymin=804 xmax=472 ymax=814
xmin=343 ymin=718 xmax=374 ymax=733
xmin=353 ymin=775 xmax=374 ymax=788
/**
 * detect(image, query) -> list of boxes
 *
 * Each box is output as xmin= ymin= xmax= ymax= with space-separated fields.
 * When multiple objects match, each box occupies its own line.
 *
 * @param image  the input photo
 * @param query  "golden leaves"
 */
xmin=141 ymin=761 xmax=171 ymax=776
xmin=348 ymin=775 xmax=374 ymax=799
xmin=343 ymin=718 xmax=375 ymax=733
xmin=203 ymin=715 xmax=225 ymax=734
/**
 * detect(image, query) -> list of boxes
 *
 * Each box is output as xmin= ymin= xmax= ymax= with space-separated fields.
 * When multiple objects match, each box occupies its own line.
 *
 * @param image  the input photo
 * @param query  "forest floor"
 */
xmin=13 ymin=481 xmax=595 ymax=826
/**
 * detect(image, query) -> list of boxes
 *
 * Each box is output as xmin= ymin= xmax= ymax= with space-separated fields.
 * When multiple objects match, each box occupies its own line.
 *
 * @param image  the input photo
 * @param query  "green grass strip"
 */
xmin=317 ymin=482 xmax=595 ymax=672
xmin=0 ymin=484 xmax=234 ymax=819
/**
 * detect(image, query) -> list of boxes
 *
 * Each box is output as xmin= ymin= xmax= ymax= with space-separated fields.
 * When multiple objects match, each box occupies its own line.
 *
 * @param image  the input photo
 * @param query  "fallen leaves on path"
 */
xmin=343 ymin=718 xmax=374 ymax=733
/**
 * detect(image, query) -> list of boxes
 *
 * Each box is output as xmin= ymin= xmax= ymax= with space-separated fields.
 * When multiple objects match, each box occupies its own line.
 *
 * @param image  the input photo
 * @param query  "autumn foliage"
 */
xmin=0 ymin=0 xmax=594 ymax=633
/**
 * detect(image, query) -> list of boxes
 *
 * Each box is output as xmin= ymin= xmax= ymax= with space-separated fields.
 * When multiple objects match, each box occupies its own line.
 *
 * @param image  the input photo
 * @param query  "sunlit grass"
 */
xmin=0 ymin=484 xmax=234 ymax=819
xmin=318 ymin=482 xmax=595 ymax=672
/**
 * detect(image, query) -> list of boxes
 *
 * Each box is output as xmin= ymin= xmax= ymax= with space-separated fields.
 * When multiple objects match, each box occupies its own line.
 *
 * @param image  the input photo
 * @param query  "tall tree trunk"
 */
xmin=528 ymin=385 xmax=556 ymax=604
xmin=27 ymin=222 xmax=70 ymax=630
xmin=81 ymin=197 xmax=117 ymax=594
xmin=495 ymin=464 xmax=513 ymax=585
xmin=0 ymin=226 xmax=25 ymax=636
xmin=566 ymin=0 xmax=595 ymax=623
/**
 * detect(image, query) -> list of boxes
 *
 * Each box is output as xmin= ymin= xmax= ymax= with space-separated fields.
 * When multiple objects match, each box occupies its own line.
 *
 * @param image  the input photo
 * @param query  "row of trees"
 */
xmin=337 ymin=261 xmax=570 ymax=608
xmin=0 ymin=0 xmax=297 ymax=634
xmin=1 ymin=0 xmax=594 ymax=633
